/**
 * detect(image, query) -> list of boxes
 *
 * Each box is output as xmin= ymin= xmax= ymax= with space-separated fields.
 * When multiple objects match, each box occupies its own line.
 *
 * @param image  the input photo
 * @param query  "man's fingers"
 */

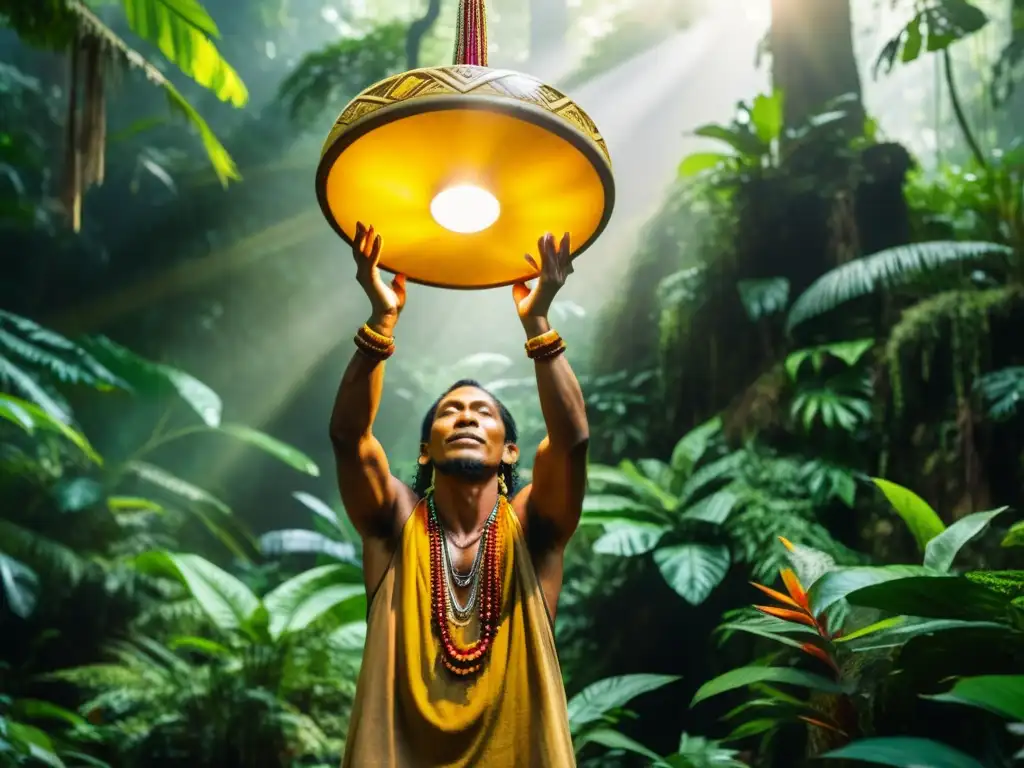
xmin=523 ymin=253 xmax=540 ymax=271
xmin=560 ymin=232 xmax=570 ymax=258
xmin=369 ymin=232 xmax=382 ymax=265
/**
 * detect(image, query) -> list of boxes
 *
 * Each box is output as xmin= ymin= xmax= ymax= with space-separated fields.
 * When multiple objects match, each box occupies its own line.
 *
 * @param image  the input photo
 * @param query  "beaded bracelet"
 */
xmin=525 ymin=329 xmax=566 ymax=361
xmin=354 ymin=324 xmax=395 ymax=361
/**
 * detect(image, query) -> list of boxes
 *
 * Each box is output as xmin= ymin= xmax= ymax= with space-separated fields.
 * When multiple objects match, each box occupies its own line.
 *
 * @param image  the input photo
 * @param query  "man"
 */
xmin=330 ymin=222 xmax=589 ymax=767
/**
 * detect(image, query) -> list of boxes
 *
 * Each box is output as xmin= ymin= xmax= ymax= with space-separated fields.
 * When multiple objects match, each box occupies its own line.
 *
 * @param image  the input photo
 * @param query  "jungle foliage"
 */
xmin=3 ymin=0 xmax=1024 ymax=767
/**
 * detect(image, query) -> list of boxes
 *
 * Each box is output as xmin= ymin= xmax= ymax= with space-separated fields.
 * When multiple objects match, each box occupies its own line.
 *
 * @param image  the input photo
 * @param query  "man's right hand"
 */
xmin=353 ymin=221 xmax=406 ymax=328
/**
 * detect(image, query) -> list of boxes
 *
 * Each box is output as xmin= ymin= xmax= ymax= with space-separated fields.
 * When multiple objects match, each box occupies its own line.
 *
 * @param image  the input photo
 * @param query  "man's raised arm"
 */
xmin=329 ymin=223 xmax=408 ymax=542
xmin=512 ymin=233 xmax=590 ymax=552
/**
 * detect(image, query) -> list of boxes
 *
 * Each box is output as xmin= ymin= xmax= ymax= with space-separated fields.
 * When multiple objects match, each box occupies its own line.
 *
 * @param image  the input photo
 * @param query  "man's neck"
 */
xmin=431 ymin=476 xmax=499 ymax=539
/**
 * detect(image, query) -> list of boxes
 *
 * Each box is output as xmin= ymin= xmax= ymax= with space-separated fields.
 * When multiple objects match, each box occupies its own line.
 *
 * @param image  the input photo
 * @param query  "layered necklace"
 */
xmin=427 ymin=492 xmax=505 ymax=676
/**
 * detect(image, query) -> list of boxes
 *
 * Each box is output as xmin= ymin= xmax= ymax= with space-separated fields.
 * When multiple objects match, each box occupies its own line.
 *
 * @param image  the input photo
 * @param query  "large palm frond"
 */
xmin=787 ymin=240 xmax=1014 ymax=331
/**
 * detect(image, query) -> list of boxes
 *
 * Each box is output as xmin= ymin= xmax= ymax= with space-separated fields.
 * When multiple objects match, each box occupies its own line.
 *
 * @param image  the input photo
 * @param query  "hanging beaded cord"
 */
xmin=453 ymin=0 xmax=488 ymax=67
xmin=427 ymin=491 xmax=504 ymax=676
xmin=525 ymin=329 xmax=567 ymax=362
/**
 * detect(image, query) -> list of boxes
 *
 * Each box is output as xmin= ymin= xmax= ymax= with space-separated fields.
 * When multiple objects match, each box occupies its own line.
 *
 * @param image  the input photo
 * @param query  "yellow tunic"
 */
xmin=342 ymin=498 xmax=576 ymax=767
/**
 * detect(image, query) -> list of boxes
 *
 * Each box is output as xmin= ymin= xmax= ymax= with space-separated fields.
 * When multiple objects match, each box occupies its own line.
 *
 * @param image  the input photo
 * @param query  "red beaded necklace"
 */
xmin=427 ymin=493 xmax=505 ymax=677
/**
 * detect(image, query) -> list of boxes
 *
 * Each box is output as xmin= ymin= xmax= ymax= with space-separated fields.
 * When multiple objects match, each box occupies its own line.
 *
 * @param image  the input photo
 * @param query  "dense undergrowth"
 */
xmin=3 ymin=0 xmax=1024 ymax=766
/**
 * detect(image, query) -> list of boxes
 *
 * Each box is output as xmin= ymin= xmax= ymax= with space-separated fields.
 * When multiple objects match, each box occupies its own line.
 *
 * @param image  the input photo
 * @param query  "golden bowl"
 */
xmin=315 ymin=64 xmax=615 ymax=290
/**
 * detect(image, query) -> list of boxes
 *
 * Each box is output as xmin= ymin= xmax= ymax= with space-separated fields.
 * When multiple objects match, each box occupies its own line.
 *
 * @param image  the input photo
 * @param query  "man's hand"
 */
xmin=512 ymin=232 xmax=572 ymax=330
xmin=353 ymin=221 xmax=406 ymax=330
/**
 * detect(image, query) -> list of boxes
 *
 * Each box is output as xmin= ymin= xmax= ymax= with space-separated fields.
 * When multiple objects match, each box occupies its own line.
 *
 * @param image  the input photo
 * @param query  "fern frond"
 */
xmin=787 ymin=241 xmax=1013 ymax=330
xmin=0 ymin=519 xmax=86 ymax=583
xmin=975 ymin=366 xmax=1024 ymax=420
xmin=0 ymin=310 xmax=124 ymax=390
xmin=0 ymin=353 xmax=71 ymax=423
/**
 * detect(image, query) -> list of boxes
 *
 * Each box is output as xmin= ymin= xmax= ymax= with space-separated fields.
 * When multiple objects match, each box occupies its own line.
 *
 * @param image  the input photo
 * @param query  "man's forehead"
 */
xmin=438 ymin=386 xmax=496 ymax=407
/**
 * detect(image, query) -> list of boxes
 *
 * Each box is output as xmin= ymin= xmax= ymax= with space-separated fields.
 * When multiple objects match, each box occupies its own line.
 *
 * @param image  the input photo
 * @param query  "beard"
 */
xmin=433 ymin=457 xmax=500 ymax=483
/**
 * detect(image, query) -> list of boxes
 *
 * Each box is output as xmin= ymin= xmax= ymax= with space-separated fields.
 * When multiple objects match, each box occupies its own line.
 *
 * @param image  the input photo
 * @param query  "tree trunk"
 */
xmin=769 ymin=0 xmax=863 ymax=130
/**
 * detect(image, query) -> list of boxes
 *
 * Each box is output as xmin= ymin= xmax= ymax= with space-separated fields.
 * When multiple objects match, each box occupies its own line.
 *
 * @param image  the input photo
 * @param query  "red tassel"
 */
xmin=453 ymin=0 xmax=488 ymax=67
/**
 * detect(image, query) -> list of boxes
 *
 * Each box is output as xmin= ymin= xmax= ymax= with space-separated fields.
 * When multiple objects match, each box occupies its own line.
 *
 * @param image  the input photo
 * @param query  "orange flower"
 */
xmin=751 ymin=554 xmax=840 ymax=677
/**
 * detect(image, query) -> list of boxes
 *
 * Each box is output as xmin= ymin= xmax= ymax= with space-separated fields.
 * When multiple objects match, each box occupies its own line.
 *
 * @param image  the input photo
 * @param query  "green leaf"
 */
xmin=126 ymin=461 xmax=235 ymax=518
xmin=810 ymin=565 xmax=941 ymax=616
xmin=121 ymin=0 xmax=247 ymax=106
xmin=847 ymin=575 xmax=1014 ymax=623
xmin=787 ymin=241 xmax=1011 ymax=330
xmin=263 ymin=563 xmax=365 ymax=639
xmin=260 ymin=529 xmax=359 ymax=564
xmin=715 ymin=622 xmax=808 ymax=650
xmin=682 ymin=489 xmax=741 ymax=524
xmin=167 ymin=635 xmax=232 ymax=657
xmin=593 ymin=521 xmax=668 ymax=556
xmin=691 ymin=666 xmax=846 ymax=707
xmin=0 ymin=394 xmax=101 ymax=463
xmin=692 ymin=124 xmax=766 ymax=157
xmin=669 ymin=416 xmax=721 ymax=479
xmin=575 ymin=728 xmax=662 ymax=761
xmin=822 ymin=736 xmax=985 ymax=767
xmin=107 ymin=496 xmax=165 ymax=514
xmin=581 ymin=495 xmax=668 ymax=525
xmin=6 ymin=722 xmax=64 ymax=768
xmin=750 ymin=90 xmax=783 ymax=144
xmin=654 ymin=544 xmax=730 ymax=605
xmin=85 ymin=337 xmax=222 ymax=426
xmin=678 ymin=152 xmax=730 ymax=178
xmin=52 ymin=477 xmax=104 ymax=512
xmin=923 ymin=507 xmax=1008 ymax=571
xmin=0 ymin=393 xmax=34 ymax=431
xmin=0 ymin=552 xmax=39 ymax=618
xmin=12 ymin=698 xmax=86 ymax=728
xmin=838 ymin=618 xmax=1010 ymax=652
xmin=0 ymin=352 xmax=71 ymax=424
xmin=927 ymin=675 xmax=1024 ymax=720
xmin=567 ymin=674 xmax=680 ymax=733
xmin=872 ymin=478 xmax=946 ymax=550
xmin=1002 ymin=521 xmax=1024 ymax=548
xmin=785 ymin=339 xmax=874 ymax=380
xmin=292 ymin=491 xmax=344 ymax=530
xmin=163 ymin=81 xmax=240 ymax=185
xmin=210 ymin=424 xmax=319 ymax=476
xmin=135 ymin=551 xmax=260 ymax=633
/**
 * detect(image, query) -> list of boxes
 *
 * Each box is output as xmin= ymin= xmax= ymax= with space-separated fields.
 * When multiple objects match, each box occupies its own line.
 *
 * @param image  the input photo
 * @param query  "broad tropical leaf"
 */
xmin=263 ymin=563 xmax=365 ymax=639
xmin=691 ymin=666 xmax=846 ymax=707
xmin=872 ymin=478 xmax=946 ymax=550
xmin=837 ymin=617 xmax=1010 ymax=652
xmin=259 ymin=530 xmax=359 ymax=564
xmin=574 ymin=729 xmax=661 ymax=761
xmin=654 ymin=544 xmax=730 ymax=605
xmin=210 ymin=424 xmax=319 ymax=476
xmin=121 ymin=0 xmax=247 ymax=106
xmin=66 ymin=1 xmax=240 ymax=185
xmin=567 ymin=674 xmax=680 ymax=733
xmin=927 ymin=675 xmax=1024 ymax=721
xmin=592 ymin=521 xmax=668 ymax=556
xmin=923 ymin=507 xmax=1008 ymax=571
xmin=787 ymin=241 xmax=1012 ymax=330
xmin=809 ymin=565 xmax=943 ymax=616
xmin=0 ymin=394 xmax=101 ymax=463
xmin=846 ymin=575 xmax=1014 ymax=623
xmin=784 ymin=338 xmax=874 ymax=380
xmin=135 ymin=551 xmax=260 ymax=633
xmin=823 ymin=736 xmax=985 ymax=768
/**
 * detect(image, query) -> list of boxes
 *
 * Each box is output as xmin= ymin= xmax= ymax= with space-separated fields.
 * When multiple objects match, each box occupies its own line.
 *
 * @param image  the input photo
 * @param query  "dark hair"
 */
xmin=413 ymin=378 xmax=520 ymax=498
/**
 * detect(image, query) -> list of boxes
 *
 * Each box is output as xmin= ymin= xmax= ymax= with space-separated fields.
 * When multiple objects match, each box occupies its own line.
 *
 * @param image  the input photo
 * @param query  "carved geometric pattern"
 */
xmin=322 ymin=65 xmax=610 ymax=163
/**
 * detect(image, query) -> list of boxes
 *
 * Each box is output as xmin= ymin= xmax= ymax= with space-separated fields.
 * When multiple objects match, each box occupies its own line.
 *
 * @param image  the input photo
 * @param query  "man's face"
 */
xmin=421 ymin=386 xmax=518 ymax=474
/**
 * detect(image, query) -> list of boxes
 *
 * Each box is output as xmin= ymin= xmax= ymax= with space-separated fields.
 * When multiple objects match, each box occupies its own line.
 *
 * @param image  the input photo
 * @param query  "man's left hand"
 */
xmin=513 ymin=232 xmax=572 ymax=325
